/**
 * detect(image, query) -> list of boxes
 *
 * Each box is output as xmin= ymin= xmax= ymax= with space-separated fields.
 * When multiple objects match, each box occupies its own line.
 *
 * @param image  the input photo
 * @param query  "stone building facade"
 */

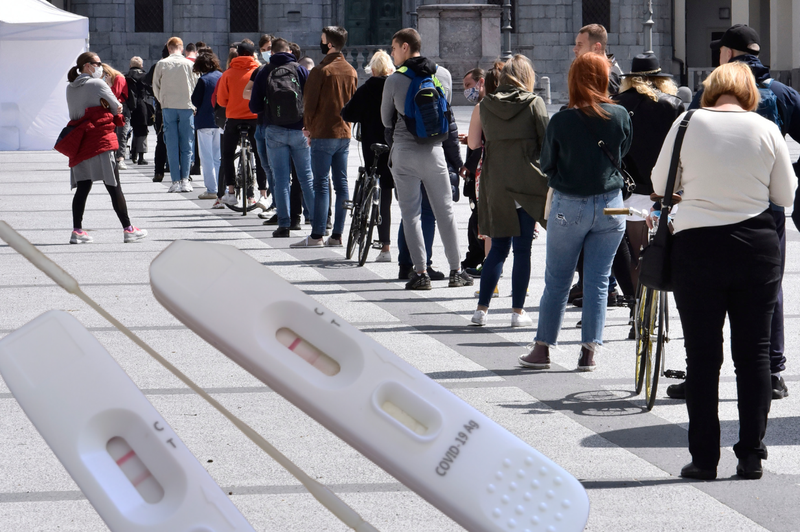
xmin=47 ymin=0 xmax=800 ymax=103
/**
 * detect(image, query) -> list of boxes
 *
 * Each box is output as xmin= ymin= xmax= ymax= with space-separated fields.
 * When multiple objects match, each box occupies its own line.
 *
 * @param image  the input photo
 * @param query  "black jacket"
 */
xmin=341 ymin=75 xmax=393 ymax=188
xmin=613 ymin=88 xmax=685 ymax=195
xmin=126 ymin=67 xmax=151 ymax=136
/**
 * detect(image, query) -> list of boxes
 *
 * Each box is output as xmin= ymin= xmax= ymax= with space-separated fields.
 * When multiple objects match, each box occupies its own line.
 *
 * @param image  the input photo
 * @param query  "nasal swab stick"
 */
xmin=0 ymin=221 xmax=379 ymax=532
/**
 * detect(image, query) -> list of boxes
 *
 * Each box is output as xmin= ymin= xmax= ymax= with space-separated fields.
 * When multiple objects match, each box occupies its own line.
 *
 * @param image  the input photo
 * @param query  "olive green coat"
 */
xmin=478 ymin=85 xmax=550 ymax=237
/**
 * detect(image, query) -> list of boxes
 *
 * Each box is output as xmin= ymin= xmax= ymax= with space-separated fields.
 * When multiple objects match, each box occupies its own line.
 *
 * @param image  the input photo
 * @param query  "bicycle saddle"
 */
xmin=370 ymin=143 xmax=389 ymax=155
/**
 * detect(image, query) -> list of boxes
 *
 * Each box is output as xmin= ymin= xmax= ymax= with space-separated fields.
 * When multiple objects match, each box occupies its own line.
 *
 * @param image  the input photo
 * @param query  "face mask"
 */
xmin=261 ymin=50 xmax=271 ymax=62
xmin=320 ymin=41 xmax=330 ymax=54
xmin=91 ymin=65 xmax=103 ymax=79
xmin=464 ymin=86 xmax=481 ymax=104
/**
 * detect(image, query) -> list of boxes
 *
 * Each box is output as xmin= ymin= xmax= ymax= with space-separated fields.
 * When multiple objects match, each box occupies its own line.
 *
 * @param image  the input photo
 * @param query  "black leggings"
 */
xmin=72 ymin=180 xmax=131 ymax=229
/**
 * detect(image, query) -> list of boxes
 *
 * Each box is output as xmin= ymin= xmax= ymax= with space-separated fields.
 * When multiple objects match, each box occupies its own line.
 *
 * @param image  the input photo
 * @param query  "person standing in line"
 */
xmin=153 ymin=37 xmax=198 ymax=193
xmin=341 ymin=50 xmax=396 ymax=261
xmin=380 ymin=28 xmax=472 ymax=289
xmin=126 ymin=57 xmax=151 ymax=166
xmin=290 ymin=26 xmax=358 ymax=248
xmin=459 ymin=67 xmax=487 ymax=275
xmin=145 ymin=45 xmax=169 ymax=182
xmin=191 ymin=50 xmax=223 ymax=200
xmin=101 ymin=63 xmax=131 ymax=171
xmin=650 ymin=62 xmax=795 ymax=480
xmin=573 ymin=23 xmax=623 ymax=95
xmin=217 ymin=40 xmax=269 ymax=209
xmin=519 ymin=52 xmax=630 ymax=371
xmin=59 ymin=52 xmax=146 ymax=244
xmin=250 ymin=38 xmax=316 ymax=237
xmin=468 ymin=55 xmax=549 ymax=328
xmin=184 ymin=42 xmax=198 ymax=62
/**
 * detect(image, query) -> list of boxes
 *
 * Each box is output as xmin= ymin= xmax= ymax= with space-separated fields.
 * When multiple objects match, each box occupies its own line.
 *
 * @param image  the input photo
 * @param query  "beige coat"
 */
xmin=153 ymin=53 xmax=197 ymax=110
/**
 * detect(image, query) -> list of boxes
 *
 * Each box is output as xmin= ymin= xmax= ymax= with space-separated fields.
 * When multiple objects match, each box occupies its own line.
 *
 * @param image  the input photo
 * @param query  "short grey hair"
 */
xmin=130 ymin=56 xmax=143 ymax=69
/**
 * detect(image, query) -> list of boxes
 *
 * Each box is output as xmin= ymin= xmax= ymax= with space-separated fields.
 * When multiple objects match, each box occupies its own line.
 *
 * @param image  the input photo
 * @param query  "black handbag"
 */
xmin=576 ymin=110 xmax=636 ymax=199
xmin=638 ymin=109 xmax=697 ymax=291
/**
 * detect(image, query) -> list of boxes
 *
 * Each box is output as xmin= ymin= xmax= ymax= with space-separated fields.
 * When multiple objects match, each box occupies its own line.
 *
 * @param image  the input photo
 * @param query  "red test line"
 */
xmin=116 ymin=450 xmax=136 ymax=466
xmin=288 ymin=337 xmax=301 ymax=351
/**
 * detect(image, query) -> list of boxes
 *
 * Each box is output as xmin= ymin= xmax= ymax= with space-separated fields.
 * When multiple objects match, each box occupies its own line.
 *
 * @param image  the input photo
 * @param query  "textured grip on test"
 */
xmin=0 ymin=221 xmax=80 ymax=294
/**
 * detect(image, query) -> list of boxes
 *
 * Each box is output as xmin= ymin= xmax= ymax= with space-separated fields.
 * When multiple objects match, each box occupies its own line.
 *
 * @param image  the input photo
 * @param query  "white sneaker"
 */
xmin=198 ymin=191 xmax=217 ymax=199
xmin=375 ymin=250 xmax=392 ymax=262
xmin=123 ymin=227 xmax=147 ymax=243
xmin=471 ymin=309 xmax=487 ymax=326
xmin=325 ymin=237 xmax=343 ymax=247
xmin=69 ymin=230 xmax=92 ymax=244
xmin=255 ymin=197 xmax=270 ymax=211
xmin=511 ymin=310 xmax=533 ymax=328
xmin=221 ymin=192 xmax=238 ymax=206
xmin=116 ymin=160 xmax=128 ymax=170
xmin=167 ymin=181 xmax=181 ymax=193
xmin=211 ymin=199 xmax=226 ymax=209
xmin=179 ymin=178 xmax=193 ymax=192
xmin=290 ymin=236 xmax=324 ymax=248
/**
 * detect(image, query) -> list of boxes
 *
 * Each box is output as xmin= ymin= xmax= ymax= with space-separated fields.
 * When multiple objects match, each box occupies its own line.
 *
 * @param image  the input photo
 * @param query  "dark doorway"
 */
xmin=345 ymin=0 xmax=402 ymax=46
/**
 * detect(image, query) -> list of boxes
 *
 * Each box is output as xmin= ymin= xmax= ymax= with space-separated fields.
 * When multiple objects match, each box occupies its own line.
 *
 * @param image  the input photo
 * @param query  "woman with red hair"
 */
xmin=519 ymin=52 xmax=631 ymax=371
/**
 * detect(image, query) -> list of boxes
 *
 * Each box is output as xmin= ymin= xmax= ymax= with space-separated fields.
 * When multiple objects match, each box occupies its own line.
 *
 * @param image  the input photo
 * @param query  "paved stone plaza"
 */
xmin=1 ymin=107 xmax=800 ymax=531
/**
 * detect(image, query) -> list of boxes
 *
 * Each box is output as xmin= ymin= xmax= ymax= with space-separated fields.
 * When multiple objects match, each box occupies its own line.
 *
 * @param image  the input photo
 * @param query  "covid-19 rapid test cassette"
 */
xmin=0 ymin=310 xmax=256 ymax=532
xmin=150 ymin=240 xmax=590 ymax=532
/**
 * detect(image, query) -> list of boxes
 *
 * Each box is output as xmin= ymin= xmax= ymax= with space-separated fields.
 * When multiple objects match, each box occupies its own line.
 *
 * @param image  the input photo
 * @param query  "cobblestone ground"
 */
xmin=1 ymin=107 xmax=799 ymax=531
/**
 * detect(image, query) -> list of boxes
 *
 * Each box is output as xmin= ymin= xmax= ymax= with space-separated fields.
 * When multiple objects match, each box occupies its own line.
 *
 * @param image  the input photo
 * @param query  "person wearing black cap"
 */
xmin=612 ymin=53 xmax=685 ymax=332
xmin=675 ymin=24 xmax=800 ymax=402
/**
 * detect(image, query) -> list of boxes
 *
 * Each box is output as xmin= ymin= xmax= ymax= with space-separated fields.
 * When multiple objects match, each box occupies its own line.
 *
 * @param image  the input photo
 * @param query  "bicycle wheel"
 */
xmin=346 ymin=178 xmax=364 ymax=260
xmin=224 ymin=150 xmax=260 ymax=213
xmin=358 ymin=189 xmax=379 ymax=267
xmin=643 ymin=289 xmax=661 ymax=411
xmin=634 ymin=282 xmax=647 ymax=395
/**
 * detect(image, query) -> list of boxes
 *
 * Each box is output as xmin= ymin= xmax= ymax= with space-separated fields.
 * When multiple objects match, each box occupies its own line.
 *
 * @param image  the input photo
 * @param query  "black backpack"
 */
xmin=266 ymin=63 xmax=303 ymax=126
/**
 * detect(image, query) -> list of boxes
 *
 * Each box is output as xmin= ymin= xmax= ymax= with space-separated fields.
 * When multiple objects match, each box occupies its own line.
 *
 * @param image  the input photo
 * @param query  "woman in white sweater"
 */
xmin=650 ymin=62 xmax=796 ymax=481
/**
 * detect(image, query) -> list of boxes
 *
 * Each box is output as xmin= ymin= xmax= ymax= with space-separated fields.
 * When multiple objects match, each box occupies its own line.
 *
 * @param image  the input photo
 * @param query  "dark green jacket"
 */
xmin=478 ymin=85 xmax=550 ymax=237
xmin=541 ymin=103 xmax=632 ymax=196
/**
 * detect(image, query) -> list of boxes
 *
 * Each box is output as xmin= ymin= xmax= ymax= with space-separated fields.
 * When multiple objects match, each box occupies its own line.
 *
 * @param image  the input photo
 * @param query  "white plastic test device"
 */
xmin=0 ymin=310 xmax=256 ymax=532
xmin=150 ymin=241 xmax=590 ymax=532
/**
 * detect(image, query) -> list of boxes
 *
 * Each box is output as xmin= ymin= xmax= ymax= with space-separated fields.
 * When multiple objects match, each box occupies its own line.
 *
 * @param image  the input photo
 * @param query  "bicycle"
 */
xmin=225 ymin=125 xmax=261 ymax=215
xmin=345 ymin=143 xmax=389 ymax=266
xmin=603 ymin=206 xmax=685 ymax=411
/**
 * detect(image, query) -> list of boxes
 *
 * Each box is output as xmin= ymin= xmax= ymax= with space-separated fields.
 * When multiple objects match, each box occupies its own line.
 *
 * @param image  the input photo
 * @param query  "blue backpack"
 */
xmin=756 ymin=79 xmax=784 ymax=133
xmin=396 ymin=66 xmax=450 ymax=143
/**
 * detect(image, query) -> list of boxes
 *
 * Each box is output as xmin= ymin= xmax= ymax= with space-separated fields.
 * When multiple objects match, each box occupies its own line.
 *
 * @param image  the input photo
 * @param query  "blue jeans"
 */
xmin=254 ymin=124 xmax=275 ymax=207
xmin=535 ymin=190 xmax=625 ymax=346
xmin=398 ymin=184 xmax=435 ymax=268
xmin=196 ymin=127 xmax=220 ymax=193
xmin=265 ymin=126 xmax=314 ymax=229
xmin=479 ymin=208 xmax=536 ymax=309
xmin=161 ymin=108 xmax=194 ymax=182
xmin=310 ymin=138 xmax=350 ymax=238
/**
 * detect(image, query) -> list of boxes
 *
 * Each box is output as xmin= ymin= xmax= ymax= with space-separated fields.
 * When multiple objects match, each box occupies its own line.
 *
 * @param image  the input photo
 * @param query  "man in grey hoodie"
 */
xmin=381 ymin=28 xmax=471 ymax=290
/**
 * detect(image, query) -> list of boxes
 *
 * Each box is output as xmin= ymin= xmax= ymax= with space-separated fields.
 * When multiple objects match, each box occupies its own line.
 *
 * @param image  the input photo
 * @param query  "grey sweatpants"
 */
xmin=390 ymin=142 xmax=461 ymax=273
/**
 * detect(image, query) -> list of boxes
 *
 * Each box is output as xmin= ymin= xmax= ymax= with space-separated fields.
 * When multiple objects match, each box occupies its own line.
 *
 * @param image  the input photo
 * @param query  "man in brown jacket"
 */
xmin=291 ymin=26 xmax=358 ymax=248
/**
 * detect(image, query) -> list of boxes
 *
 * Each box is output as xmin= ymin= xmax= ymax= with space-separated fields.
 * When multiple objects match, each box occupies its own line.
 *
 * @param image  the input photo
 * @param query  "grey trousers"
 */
xmin=390 ymin=143 xmax=461 ymax=272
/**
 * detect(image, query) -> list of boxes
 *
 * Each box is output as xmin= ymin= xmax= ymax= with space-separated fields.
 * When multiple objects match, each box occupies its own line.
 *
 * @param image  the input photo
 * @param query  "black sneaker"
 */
xmin=261 ymin=214 xmax=278 ymax=225
xmin=772 ymin=375 xmax=789 ymax=399
xmin=427 ymin=268 xmax=446 ymax=281
xmin=138 ymin=158 xmax=149 ymax=165
xmin=465 ymin=265 xmax=483 ymax=277
xmin=406 ymin=271 xmax=431 ymax=290
xmin=153 ymin=173 xmax=164 ymax=182
xmin=666 ymin=381 xmax=686 ymax=400
xmin=289 ymin=221 xmax=302 ymax=231
xmin=272 ymin=227 xmax=290 ymax=238
xmin=398 ymin=264 xmax=413 ymax=280
xmin=567 ymin=283 xmax=582 ymax=303
xmin=449 ymin=269 xmax=474 ymax=287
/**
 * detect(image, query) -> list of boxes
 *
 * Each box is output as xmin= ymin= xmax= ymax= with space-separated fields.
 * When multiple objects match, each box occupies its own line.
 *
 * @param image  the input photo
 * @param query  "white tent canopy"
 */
xmin=0 ymin=0 xmax=88 ymax=150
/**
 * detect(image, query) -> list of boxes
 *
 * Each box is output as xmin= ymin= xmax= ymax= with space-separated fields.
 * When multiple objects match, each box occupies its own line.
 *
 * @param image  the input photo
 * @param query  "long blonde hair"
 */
xmin=101 ymin=63 xmax=123 ymax=84
xmin=620 ymin=76 xmax=678 ymax=102
xmin=499 ymin=54 xmax=536 ymax=92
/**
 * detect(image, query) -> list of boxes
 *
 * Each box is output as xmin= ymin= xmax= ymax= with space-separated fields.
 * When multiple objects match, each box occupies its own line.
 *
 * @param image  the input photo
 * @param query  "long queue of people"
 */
xmin=59 ymin=21 xmax=799 ymax=482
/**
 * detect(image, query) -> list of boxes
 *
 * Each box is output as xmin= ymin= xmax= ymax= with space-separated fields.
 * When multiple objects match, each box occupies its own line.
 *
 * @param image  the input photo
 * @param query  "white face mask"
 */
xmin=91 ymin=65 xmax=103 ymax=79
xmin=261 ymin=50 xmax=271 ymax=62
xmin=464 ymin=86 xmax=481 ymax=104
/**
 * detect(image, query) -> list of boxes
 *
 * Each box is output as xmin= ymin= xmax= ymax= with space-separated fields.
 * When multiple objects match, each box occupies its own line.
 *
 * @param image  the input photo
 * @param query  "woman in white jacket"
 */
xmin=650 ymin=62 xmax=796 ymax=481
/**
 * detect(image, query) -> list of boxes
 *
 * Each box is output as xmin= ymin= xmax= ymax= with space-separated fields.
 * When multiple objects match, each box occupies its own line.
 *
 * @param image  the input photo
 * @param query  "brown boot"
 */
xmin=577 ymin=346 xmax=596 ymax=372
xmin=519 ymin=343 xmax=550 ymax=369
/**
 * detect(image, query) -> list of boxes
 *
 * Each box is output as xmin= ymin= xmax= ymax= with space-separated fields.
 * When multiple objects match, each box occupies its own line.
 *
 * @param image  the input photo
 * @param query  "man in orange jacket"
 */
xmin=217 ymin=40 xmax=268 ymax=208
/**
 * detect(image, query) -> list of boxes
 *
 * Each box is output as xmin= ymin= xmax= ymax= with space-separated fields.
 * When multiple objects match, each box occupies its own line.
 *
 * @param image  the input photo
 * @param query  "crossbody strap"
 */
xmin=575 ymin=110 xmax=624 ymax=172
xmin=662 ymin=109 xmax=698 ymax=208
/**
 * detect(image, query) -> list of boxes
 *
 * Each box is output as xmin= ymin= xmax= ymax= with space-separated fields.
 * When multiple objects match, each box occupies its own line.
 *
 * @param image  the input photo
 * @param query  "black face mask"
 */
xmin=320 ymin=41 xmax=330 ymax=54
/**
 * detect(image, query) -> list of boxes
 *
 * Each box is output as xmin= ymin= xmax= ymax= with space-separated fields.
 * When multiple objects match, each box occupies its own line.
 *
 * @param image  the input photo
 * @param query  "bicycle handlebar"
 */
xmin=603 ymin=207 xmax=649 ymax=219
